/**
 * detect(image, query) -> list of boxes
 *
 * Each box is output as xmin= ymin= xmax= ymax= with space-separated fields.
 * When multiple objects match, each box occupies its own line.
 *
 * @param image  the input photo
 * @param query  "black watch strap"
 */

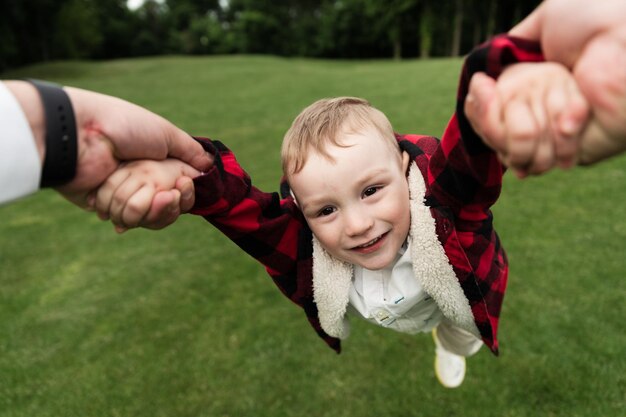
xmin=28 ymin=79 xmax=77 ymax=188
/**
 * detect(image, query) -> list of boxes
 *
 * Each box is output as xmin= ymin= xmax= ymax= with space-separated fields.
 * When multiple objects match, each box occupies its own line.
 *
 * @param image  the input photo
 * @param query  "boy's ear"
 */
xmin=401 ymin=151 xmax=411 ymax=174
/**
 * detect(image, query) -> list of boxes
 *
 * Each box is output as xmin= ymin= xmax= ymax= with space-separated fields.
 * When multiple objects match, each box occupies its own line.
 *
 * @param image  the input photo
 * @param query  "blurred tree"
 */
xmin=364 ymin=0 xmax=418 ymax=60
xmin=92 ymin=0 xmax=136 ymax=59
xmin=182 ymin=12 xmax=229 ymax=54
xmin=0 ymin=0 xmax=66 ymax=69
xmin=450 ymin=0 xmax=463 ymax=56
xmin=282 ymin=0 xmax=324 ymax=57
xmin=232 ymin=9 xmax=281 ymax=54
xmin=0 ymin=0 xmax=138 ymax=68
xmin=52 ymin=0 xmax=103 ymax=59
xmin=167 ymin=0 xmax=220 ymax=29
xmin=0 ymin=0 xmax=545 ymax=69
xmin=165 ymin=0 xmax=225 ymax=54
xmin=465 ymin=0 xmax=498 ymax=47
xmin=418 ymin=1 xmax=434 ymax=58
xmin=131 ymin=0 xmax=176 ymax=56
xmin=223 ymin=0 xmax=270 ymax=53
xmin=493 ymin=0 xmax=541 ymax=34
xmin=225 ymin=0 xmax=296 ymax=55
xmin=315 ymin=0 xmax=389 ymax=58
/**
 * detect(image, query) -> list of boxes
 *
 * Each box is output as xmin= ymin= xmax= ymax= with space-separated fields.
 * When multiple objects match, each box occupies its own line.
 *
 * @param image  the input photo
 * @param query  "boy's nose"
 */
xmin=344 ymin=207 xmax=374 ymax=237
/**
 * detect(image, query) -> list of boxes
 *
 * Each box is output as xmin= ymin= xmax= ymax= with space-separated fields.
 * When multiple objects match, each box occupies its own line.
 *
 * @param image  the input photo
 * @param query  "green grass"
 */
xmin=1 ymin=56 xmax=624 ymax=417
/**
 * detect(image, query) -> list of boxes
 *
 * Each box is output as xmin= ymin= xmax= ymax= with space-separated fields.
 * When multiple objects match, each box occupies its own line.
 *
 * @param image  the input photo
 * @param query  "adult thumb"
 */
xmin=166 ymin=127 xmax=214 ymax=173
xmin=509 ymin=3 xmax=543 ymax=41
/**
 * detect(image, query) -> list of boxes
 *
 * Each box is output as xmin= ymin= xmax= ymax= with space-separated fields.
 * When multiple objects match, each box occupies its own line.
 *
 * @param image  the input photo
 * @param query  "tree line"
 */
xmin=0 ymin=0 xmax=542 ymax=71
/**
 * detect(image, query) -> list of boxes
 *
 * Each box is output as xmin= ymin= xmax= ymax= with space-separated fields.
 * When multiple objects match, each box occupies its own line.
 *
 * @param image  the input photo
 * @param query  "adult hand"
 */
xmin=6 ymin=81 xmax=211 ymax=228
xmin=466 ymin=0 xmax=626 ymax=167
xmin=60 ymin=86 xmax=211 ymax=209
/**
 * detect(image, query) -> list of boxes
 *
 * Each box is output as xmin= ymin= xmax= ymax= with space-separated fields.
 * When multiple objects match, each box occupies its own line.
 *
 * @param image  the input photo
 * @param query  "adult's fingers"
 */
xmin=574 ymin=30 xmax=626 ymax=164
xmin=554 ymin=84 xmax=589 ymax=168
xmin=164 ymin=128 xmax=214 ymax=173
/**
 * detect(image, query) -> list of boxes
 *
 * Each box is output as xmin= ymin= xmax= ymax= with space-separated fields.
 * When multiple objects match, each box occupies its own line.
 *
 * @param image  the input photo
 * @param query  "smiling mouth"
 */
xmin=353 ymin=232 xmax=388 ymax=250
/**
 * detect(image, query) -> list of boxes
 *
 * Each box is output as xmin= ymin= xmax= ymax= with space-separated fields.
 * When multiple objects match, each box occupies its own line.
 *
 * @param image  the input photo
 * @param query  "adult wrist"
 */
xmin=27 ymin=79 xmax=78 ymax=187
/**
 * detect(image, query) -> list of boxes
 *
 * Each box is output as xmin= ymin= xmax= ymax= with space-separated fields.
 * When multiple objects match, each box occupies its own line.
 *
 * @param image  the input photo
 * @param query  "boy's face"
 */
xmin=289 ymin=127 xmax=411 ymax=270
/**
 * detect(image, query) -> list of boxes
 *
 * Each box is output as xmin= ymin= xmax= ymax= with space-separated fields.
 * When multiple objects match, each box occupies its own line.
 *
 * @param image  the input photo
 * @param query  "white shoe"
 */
xmin=432 ymin=328 xmax=466 ymax=388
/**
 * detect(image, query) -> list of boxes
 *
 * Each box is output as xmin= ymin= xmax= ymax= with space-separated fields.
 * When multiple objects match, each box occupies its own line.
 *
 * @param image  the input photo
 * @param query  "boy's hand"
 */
xmin=94 ymin=159 xmax=200 ymax=233
xmin=126 ymin=176 xmax=196 ymax=233
xmin=465 ymin=62 xmax=590 ymax=177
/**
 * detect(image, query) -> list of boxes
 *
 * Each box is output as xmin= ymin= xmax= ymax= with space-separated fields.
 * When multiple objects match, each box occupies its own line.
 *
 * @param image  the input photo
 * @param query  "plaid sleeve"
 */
xmin=429 ymin=35 xmax=544 ymax=222
xmin=427 ymin=36 xmax=543 ymax=354
xmin=190 ymin=138 xmax=304 ymax=285
xmin=189 ymin=138 xmax=343 ymax=352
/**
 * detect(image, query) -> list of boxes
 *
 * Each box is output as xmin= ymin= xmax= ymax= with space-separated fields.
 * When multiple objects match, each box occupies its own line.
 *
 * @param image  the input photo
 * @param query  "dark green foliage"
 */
xmin=0 ymin=0 xmax=543 ymax=70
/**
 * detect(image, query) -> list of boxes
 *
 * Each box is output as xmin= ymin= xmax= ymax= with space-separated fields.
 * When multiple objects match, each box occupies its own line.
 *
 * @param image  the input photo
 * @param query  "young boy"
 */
xmin=94 ymin=35 xmax=589 ymax=388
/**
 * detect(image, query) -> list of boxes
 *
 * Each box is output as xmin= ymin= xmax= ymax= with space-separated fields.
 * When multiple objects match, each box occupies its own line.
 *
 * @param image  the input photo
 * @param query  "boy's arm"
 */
xmin=97 ymin=141 xmax=340 ymax=351
xmin=190 ymin=138 xmax=307 ymax=287
xmin=428 ymin=35 xmax=544 ymax=221
xmin=424 ymin=36 xmax=543 ymax=351
xmin=190 ymin=139 xmax=343 ymax=352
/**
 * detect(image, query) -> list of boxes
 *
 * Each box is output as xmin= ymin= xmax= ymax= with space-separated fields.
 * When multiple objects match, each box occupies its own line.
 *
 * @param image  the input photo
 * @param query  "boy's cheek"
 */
xmin=308 ymin=226 xmax=336 ymax=251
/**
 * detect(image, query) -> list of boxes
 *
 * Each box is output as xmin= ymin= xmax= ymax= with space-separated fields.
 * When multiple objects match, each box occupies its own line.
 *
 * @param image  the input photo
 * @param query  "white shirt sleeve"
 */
xmin=0 ymin=82 xmax=42 ymax=205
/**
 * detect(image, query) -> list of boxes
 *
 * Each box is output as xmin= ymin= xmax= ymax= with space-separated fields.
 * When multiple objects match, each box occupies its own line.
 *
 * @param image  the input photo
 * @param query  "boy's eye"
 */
xmin=363 ymin=186 xmax=380 ymax=197
xmin=318 ymin=206 xmax=336 ymax=217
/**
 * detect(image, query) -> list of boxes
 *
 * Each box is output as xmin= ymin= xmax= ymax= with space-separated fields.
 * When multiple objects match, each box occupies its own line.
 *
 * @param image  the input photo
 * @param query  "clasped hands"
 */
xmin=464 ymin=0 xmax=626 ymax=177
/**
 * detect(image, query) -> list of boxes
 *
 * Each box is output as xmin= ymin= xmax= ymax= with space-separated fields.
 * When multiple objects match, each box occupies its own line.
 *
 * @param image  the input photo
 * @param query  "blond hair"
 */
xmin=281 ymin=97 xmax=399 ymax=177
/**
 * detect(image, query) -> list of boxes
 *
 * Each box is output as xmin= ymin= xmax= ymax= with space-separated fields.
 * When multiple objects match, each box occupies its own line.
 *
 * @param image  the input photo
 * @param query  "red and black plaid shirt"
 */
xmin=191 ymin=35 xmax=543 ymax=355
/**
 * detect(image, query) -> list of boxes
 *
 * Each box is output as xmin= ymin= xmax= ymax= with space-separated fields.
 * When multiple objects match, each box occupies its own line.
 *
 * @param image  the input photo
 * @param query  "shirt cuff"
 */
xmin=0 ymin=82 xmax=42 ymax=204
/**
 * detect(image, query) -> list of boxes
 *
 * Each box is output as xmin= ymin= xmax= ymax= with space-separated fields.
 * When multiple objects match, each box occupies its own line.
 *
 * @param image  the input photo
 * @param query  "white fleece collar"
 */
xmin=311 ymin=162 xmax=480 ymax=339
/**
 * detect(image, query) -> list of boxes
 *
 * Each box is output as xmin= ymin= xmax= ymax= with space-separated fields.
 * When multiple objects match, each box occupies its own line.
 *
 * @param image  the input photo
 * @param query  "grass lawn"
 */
xmin=1 ymin=56 xmax=624 ymax=417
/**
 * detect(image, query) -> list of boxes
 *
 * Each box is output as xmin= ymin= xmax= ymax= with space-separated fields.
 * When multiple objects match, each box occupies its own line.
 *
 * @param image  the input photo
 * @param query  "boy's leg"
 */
xmin=432 ymin=318 xmax=483 ymax=388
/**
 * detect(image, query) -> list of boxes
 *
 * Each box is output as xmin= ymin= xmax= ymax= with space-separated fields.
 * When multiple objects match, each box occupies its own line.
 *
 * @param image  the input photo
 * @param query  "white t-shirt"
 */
xmin=0 ymin=82 xmax=41 ymax=204
xmin=348 ymin=239 xmax=443 ymax=334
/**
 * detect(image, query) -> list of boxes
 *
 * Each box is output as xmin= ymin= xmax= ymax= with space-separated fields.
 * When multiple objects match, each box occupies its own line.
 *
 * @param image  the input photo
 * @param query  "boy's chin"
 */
xmin=326 ymin=243 xmax=399 ymax=270
xmin=349 ymin=253 xmax=396 ymax=271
